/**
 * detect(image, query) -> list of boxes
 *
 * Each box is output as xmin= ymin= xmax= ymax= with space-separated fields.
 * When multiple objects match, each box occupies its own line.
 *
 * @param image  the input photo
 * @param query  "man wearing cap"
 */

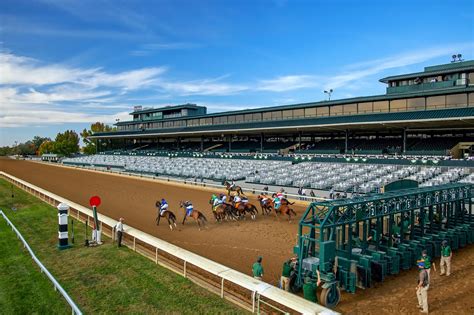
xmin=252 ymin=256 xmax=264 ymax=280
xmin=440 ymin=240 xmax=452 ymax=276
xmin=416 ymin=260 xmax=429 ymax=313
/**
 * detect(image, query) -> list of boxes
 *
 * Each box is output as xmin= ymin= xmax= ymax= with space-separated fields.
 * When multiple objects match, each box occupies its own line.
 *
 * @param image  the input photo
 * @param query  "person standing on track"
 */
xmin=421 ymin=249 xmax=436 ymax=282
xmin=440 ymin=240 xmax=452 ymax=276
xmin=115 ymin=217 xmax=124 ymax=247
xmin=416 ymin=260 xmax=430 ymax=313
xmin=252 ymin=256 xmax=264 ymax=280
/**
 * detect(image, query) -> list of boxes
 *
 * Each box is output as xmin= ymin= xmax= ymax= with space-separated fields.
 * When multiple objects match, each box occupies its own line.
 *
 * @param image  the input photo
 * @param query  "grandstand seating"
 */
xmin=63 ymin=154 xmax=472 ymax=194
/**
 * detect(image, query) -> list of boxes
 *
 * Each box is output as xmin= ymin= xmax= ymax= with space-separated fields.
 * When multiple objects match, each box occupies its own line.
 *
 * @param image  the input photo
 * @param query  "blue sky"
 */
xmin=1 ymin=0 xmax=473 ymax=146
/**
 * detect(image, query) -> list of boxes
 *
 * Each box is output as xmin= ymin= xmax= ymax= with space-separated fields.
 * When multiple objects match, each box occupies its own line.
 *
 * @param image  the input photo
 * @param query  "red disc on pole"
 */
xmin=89 ymin=196 xmax=101 ymax=207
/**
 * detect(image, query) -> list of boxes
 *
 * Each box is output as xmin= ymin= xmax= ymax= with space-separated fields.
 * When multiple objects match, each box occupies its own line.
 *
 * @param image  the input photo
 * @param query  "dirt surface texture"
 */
xmin=1 ymin=158 xmax=473 ymax=315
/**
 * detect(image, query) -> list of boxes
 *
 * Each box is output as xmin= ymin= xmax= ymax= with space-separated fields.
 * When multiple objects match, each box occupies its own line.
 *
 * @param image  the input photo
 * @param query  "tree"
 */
xmin=16 ymin=141 xmax=36 ymax=156
xmin=54 ymin=130 xmax=80 ymax=156
xmin=38 ymin=140 xmax=55 ymax=155
xmin=0 ymin=146 xmax=12 ymax=156
xmin=32 ymin=136 xmax=51 ymax=154
xmin=81 ymin=122 xmax=114 ymax=155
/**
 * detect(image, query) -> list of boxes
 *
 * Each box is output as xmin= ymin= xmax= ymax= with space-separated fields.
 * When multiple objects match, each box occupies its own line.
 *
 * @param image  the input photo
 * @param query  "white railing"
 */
xmin=57 ymin=162 xmax=328 ymax=202
xmin=0 ymin=209 xmax=82 ymax=315
xmin=1 ymin=171 xmax=337 ymax=315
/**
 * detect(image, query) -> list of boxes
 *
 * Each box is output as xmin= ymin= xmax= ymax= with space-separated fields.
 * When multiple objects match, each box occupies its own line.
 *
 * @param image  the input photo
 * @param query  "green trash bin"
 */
xmin=303 ymin=281 xmax=318 ymax=303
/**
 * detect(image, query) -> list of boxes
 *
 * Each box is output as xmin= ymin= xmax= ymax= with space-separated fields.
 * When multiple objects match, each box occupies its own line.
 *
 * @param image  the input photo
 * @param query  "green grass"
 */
xmin=0 ymin=179 xmax=246 ymax=314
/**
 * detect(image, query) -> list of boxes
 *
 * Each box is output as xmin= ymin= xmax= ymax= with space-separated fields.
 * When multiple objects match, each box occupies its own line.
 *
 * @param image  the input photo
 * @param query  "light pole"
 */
xmin=324 ymin=89 xmax=333 ymax=101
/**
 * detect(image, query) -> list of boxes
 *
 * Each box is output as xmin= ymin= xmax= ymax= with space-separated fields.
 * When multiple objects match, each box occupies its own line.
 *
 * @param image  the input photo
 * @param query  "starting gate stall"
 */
xmin=291 ymin=182 xmax=473 ymax=308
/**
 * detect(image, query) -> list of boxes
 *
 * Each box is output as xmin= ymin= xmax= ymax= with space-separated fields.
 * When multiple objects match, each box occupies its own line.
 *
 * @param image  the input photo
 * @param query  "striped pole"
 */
xmin=57 ymin=203 xmax=71 ymax=250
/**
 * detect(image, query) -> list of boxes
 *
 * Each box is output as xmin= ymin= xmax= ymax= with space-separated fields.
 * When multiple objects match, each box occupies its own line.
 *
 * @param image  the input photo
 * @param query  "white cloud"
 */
xmin=257 ymin=75 xmax=321 ymax=92
xmin=160 ymin=79 xmax=248 ymax=96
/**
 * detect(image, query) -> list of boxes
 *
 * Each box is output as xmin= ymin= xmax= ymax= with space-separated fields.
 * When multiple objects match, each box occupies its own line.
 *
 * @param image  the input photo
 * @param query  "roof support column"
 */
xmin=260 ymin=133 xmax=264 ymax=153
xmin=403 ymin=128 xmax=407 ymax=153
xmin=228 ymin=135 xmax=232 ymax=152
xmin=298 ymin=131 xmax=302 ymax=153
xmin=200 ymin=136 xmax=204 ymax=152
xmin=345 ymin=129 xmax=349 ymax=154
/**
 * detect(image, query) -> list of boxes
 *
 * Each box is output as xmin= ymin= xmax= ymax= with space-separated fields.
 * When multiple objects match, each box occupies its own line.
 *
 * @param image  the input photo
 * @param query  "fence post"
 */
xmin=155 ymin=247 xmax=158 ymax=264
xmin=220 ymin=278 xmax=224 ymax=298
xmin=133 ymin=237 xmax=136 ymax=251
xmin=183 ymin=260 xmax=187 ymax=278
xmin=252 ymin=291 xmax=256 ymax=313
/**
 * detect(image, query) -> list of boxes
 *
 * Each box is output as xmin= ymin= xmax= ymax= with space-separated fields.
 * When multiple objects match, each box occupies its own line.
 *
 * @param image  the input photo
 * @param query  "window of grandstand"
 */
xmin=343 ymin=103 xmax=357 ymax=115
xmin=304 ymin=107 xmax=317 ymax=117
xmin=390 ymin=99 xmax=407 ymax=112
xmin=317 ymin=106 xmax=330 ymax=116
xmin=446 ymin=93 xmax=468 ymax=108
xmin=270 ymin=111 xmax=282 ymax=120
xmin=330 ymin=105 xmax=344 ymax=115
xmin=358 ymin=102 xmax=373 ymax=113
xmin=373 ymin=100 xmax=389 ymax=112
xmin=469 ymin=93 xmax=474 ymax=106
xmin=426 ymin=95 xmax=446 ymax=109
xmin=407 ymin=97 xmax=426 ymax=111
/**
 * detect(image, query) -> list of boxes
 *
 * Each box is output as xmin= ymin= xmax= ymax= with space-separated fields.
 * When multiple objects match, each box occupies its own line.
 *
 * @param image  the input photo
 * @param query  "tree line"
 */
xmin=0 ymin=122 xmax=115 ymax=157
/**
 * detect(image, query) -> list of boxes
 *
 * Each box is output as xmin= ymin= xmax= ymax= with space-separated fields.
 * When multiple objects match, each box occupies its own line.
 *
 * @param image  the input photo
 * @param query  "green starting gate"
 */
xmin=292 ymin=182 xmax=473 ymax=308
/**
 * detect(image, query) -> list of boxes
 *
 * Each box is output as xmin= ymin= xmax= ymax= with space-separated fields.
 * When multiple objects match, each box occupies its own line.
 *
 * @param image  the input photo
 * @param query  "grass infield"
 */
xmin=0 ymin=179 xmax=245 ymax=314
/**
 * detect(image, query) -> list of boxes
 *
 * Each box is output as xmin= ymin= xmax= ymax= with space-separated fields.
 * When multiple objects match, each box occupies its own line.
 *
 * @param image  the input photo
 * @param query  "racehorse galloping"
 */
xmin=257 ymin=195 xmax=274 ymax=215
xmin=278 ymin=204 xmax=297 ymax=222
xmin=179 ymin=201 xmax=208 ymax=230
xmin=155 ymin=201 xmax=178 ymax=230
xmin=224 ymin=180 xmax=245 ymax=197
xmin=231 ymin=196 xmax=257 ymax=220
xmin=209 ymin=198 xmax=234 ymax=222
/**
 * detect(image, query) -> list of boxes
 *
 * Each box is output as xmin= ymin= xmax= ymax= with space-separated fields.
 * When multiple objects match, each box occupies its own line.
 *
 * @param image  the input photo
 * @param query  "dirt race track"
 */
xmin=1 ymin=158 xmax=473 ymax=314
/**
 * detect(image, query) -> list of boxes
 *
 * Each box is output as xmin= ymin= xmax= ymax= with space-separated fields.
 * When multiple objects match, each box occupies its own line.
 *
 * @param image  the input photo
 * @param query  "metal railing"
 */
xmin=0 ymin=210 xmax=82 ymax=315
xmin=1 ymin=171 xmax=337 ymax=315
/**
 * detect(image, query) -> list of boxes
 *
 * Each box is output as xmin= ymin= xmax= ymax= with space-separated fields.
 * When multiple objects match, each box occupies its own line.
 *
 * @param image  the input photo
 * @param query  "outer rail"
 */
xmin=0 ymin=210 xmax=82 ymax=315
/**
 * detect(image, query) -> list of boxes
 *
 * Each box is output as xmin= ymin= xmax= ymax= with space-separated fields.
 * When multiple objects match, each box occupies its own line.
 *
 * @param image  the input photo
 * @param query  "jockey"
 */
xmin=184 ymin=201 xmax=194 ymax=217
xmin=273 ymin=195 xmax=282 ymax=210
xmin=220 ymin=193 xmax=227 ymax=203
xmin=241 ymin=196 xmax=249 ymax=204
xmin=260 ymin=195 xmax=269 ymax=205
xmin=230 ymin=180 xmax=236 ymax=189
xmin=160 ymin=198 xmax=169 ymax=216
xmin=212 ymin=195 xmax=222 ymax=211
xmin=233 ymin=195 xmax=242 ymax=208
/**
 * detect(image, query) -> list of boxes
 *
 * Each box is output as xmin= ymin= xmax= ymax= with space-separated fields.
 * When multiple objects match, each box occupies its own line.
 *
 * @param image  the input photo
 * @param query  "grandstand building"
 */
xmin=91 ymin=60 xmax=474 ymax=157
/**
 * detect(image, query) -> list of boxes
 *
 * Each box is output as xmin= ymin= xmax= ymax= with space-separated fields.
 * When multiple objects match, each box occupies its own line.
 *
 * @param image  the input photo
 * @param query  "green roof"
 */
xmin=379 ymin=60 xmax=474 ymax=83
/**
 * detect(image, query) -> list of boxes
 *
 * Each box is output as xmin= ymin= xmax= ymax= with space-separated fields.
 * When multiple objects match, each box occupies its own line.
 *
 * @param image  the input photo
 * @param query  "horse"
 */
xmin=257 ymin=195 xmax=274 ymax=215
xmin=278 ymin=204 xmax=297 ymax=222
xmin=209 ymin=197 xmax=235 ymax=222
xmin=230 ymin=196 xmax=258 ymax=220
xmin=223 ymin=180 xmax=245 ymax=196
xmin=155 ymin=201 xmax=178 ymax=230
xmin=179 ymin=201 xmax=208 ymax=230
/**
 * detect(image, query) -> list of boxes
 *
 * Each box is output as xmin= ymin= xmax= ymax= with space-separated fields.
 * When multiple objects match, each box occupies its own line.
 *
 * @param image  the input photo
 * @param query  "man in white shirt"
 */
xmin=115 ymin=218 xmax=124 ymax=247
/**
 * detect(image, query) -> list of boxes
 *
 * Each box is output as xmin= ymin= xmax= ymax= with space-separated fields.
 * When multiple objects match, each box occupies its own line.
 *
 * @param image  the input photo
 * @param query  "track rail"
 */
xmin=0 ymin=171 xmax=337 ymax=315
xmin=0 ymin=210 xmax=83 ymax=315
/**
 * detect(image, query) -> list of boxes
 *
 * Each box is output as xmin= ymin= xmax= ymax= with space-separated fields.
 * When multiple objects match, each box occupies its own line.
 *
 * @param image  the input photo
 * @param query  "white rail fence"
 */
xmin=0 ymin=209 xmax=82 ymax=315
xmin=1 ymin=171 xmax=336 ymax=315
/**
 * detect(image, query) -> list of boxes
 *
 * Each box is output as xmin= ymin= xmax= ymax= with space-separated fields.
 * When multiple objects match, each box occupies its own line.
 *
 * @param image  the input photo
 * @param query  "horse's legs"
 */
xmin=156 ymin=214 xmax=161 ymax=226
xmin=167 ymin=216 xmax=173 ymax=230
